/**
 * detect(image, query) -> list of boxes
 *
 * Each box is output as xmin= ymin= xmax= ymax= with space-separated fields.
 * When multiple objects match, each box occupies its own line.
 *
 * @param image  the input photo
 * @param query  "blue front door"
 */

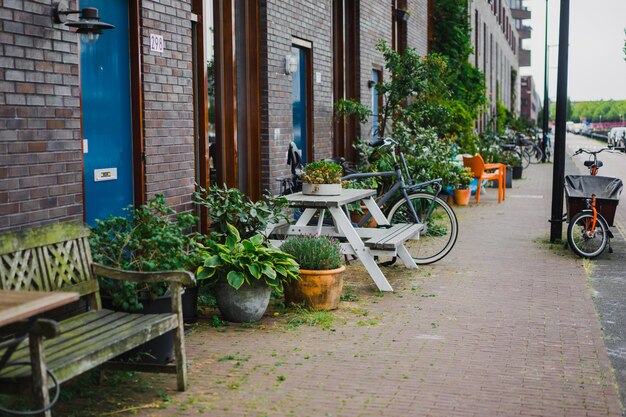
xmin=291 ymin=46 xmax=308 ymax=163
xmin=81 ymin=0 xmax=133 ymax=224
xmin=371 ymin=70 xmax=380 ymax=142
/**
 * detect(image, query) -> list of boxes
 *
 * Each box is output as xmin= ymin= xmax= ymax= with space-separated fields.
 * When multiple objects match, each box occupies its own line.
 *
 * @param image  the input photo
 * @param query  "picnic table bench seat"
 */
xmin=0 ymin=222 xmax=194 ymax=416
xmin=364 ymin=223 xmax=423 ymax=250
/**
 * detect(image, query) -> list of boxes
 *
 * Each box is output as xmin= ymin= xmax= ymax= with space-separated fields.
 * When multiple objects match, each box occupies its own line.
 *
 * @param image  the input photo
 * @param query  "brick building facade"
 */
xmin=469 ymin=0 xmax=531 ymax=131
xmin=0 ymin=0 xmax=434 ymax=232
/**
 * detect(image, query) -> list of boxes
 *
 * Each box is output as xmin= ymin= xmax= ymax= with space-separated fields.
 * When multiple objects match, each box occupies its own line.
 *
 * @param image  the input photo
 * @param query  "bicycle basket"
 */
xmin=564 ymin=175 xmax=623 ymax=226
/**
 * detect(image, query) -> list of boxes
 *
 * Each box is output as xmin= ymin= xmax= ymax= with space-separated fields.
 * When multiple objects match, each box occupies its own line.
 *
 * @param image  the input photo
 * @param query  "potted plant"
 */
xmin=344 ymin=177 xmax=379 ymax=227
xmin=280 ymin=235 xmax=345 ymax=310
xmin=196 ymin=223 xmax=300 ymax=322
xmin=89 ymin=194 xmax=205 ymax=363
xmin=453 ymin=167 xmax=473 ymax=206
xmin=194 ymin=184 xmax=288 ymax=240
xmin=300 ymin=161 xmax=343 ymax=196
xmin=500 ymin=152 xmax=522 ymax=186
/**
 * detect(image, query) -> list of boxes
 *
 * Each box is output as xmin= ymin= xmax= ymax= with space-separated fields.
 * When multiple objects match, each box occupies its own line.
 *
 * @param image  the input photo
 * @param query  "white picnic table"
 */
xmin=267 ymin=189 xmax=423 ymax=292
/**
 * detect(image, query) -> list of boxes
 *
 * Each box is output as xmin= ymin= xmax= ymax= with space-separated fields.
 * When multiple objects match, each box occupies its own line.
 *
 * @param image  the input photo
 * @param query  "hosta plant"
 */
xmin=196 ymin=223 xmax=300 ymax=292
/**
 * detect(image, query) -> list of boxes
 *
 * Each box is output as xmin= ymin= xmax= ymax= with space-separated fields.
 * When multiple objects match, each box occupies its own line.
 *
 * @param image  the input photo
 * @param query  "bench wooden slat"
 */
xmin=364 ymin=223 xmax=422 ymax=250
xmin=3 ymin=311 xmax=171 ymax=371
xmin=3 ymin=310 xmax=139 ymax=364
xmin=1 ymin=311 xmax=177 ymax=384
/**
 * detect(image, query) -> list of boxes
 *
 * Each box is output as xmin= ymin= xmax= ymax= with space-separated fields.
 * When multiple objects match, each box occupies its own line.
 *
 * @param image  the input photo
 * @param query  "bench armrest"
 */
xmin=92 ymin=263 xmax=196 ymax=287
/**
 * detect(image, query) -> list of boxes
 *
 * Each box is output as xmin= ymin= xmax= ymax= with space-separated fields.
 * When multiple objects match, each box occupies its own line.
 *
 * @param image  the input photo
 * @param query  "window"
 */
xmin=392 ymin=0 xmax=407 ymax=54
xmin=192 ymin=0 xmax=261 ymax=230
xmin=333 ymin=0 xmax=359 ymax=160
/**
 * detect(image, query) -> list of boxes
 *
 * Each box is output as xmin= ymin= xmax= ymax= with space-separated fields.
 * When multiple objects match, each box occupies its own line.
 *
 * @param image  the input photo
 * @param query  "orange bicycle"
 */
xmin=565 ymin=148 xmax=623 ymax=258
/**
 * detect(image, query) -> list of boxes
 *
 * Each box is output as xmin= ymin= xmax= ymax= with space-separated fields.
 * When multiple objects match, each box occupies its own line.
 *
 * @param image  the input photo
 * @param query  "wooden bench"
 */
xmin=0 ymin=222 xmax=194 ymax=416
xmin=364 ymin=223 xmax=423 ymax=250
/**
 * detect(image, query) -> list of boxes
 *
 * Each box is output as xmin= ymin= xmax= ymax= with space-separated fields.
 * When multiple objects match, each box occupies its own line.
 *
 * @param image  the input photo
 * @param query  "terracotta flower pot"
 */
xmin=285 ymin=265 xmax=346 ymax=310
xmin=453 ymin=188 xmax=471 ymax=206
xmin=350 ymin=205 xmax=378 ymax=227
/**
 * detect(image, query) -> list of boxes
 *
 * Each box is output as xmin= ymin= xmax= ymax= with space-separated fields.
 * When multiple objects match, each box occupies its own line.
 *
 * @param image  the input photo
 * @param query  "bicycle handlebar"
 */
xmin=573 ymin=148 xmax=613 ymax=156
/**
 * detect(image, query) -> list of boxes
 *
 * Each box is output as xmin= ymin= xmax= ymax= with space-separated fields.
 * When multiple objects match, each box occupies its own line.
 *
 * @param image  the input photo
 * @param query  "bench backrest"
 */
xmin=0 ymin=222 xmax=100 ymax=308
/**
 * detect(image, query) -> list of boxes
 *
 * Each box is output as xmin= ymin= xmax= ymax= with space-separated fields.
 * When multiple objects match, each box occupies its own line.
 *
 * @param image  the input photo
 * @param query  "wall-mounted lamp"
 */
xmin=53 ymin=2 xmax=115 ymax=45
xmin=367 ymin=80 xmax=376 ymax=89
xmin=285 ymin=53 xmax=298 ymax=75
xmin=395 ymin=8 xmax=411 ymax=22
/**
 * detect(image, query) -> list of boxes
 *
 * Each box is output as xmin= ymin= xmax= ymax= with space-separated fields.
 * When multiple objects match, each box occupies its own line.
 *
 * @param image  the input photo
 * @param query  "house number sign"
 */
xmin=150 ymin=34 xmax=164 ymax=53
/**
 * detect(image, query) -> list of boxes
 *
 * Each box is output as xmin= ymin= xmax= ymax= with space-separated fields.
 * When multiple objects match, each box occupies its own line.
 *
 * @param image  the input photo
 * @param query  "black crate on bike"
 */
xmin=565 ymin=175 xmax=622 ymax=226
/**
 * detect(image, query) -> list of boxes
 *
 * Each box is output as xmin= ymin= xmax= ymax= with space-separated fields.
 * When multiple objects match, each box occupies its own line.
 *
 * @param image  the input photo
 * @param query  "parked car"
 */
xmin=608 ymin=128 xmax=626 ymax=150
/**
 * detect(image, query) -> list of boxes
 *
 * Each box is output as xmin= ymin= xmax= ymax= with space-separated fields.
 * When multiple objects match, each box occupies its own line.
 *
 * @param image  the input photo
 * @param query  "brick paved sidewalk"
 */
xmin=59 ymin=163 xmax=623 ymax=417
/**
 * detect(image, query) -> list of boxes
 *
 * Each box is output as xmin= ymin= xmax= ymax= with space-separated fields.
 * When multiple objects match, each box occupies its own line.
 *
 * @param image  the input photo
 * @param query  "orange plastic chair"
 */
xmin=462 ymin=154 xmax=506 ymax=204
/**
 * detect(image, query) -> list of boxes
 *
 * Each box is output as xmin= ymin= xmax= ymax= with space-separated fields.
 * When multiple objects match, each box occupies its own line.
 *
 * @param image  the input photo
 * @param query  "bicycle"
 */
xmin=519 ymin=134 xmax=544 ymax=164
xmin=565 ymin=148 xmax=623 ymax=258
xmin=337 ymin=138 xmax=459 ymax=265
xmin=497 ymin=135 xmax=531 ymax=169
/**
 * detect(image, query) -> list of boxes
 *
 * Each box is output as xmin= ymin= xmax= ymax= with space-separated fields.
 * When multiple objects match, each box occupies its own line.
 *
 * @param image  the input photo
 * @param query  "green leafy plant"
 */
xmin=280 ymin=235 xmax=343 ymax=271
xmin=335 ymin=98 xmax=372 ymax=124
xmin=194 ymin=184 xmax=288 ymax=241
xmin=196 ymin=223 xmax=300 ymax=292
xmin=500 ymin=151 xmax=522 ymax=168
xmin=456 ymin=167 xmax=473 ymax=190
xmin=89 ymin=195 xmax=204 ymax=312
xmin=300 ymin=161 xmax=343 ymax=185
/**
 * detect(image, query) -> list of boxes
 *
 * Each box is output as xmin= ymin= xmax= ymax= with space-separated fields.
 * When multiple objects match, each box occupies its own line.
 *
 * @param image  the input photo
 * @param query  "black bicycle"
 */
xmin=337 ymin=138 xmax=458 ymax=264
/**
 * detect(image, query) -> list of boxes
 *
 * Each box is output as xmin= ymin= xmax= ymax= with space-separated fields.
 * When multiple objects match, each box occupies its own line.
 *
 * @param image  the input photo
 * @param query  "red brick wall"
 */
xmin=0 ymin=0 xmax=83 ymax=232
xmin=140 ymin=0 xmax=195 ymax=213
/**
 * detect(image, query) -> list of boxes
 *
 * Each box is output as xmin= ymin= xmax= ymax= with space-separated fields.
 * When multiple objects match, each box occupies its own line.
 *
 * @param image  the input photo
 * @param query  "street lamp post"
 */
xmin=549 ymin=0 xmax=571 ymax=243
xmin=541 ymin=0 xmax=549 ymax=162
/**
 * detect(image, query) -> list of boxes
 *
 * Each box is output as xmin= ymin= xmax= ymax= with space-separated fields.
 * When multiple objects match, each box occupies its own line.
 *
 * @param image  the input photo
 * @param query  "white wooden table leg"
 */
xmin=295 ymin=208 xmax=317 ymax=226
xmin=363 ymin=197 xmax=390 ymax=226
xmin=397 ymin=244 xmax=418 ymax=269
xmin=329 ymin=207 xmax=393 ymax=292
xmin=315 ymin=209 xmax=326 ymax=236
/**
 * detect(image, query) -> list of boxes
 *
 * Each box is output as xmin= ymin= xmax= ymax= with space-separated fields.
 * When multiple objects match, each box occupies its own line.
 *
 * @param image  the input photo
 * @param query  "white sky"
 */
xmin=519 ymin=0 xmax=626 ymax=102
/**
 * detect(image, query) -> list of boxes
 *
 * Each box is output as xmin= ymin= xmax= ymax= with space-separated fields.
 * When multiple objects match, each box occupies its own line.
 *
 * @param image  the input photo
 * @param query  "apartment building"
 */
xmin=0 ymin=0 xmax=429 ymax=232
xmin=469 ymin=0 xmax=531 ymax=131
xmin=520 ymin=75 xmax=541 ymax=125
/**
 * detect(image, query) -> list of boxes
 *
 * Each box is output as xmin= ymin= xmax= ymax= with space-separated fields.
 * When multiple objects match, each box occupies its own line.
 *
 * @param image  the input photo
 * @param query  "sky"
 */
xmin=519 ymin=0 xmax=626 ymax=102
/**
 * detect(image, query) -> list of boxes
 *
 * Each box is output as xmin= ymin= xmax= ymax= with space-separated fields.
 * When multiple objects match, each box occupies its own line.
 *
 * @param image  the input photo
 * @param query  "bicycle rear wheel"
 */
xmin=529 ymin=145 xmax=543 ymax=164
xmin=567 ymin=212 xmax=609 ymax=258
xmin=386 ymin=193 xmax=458 ymax=264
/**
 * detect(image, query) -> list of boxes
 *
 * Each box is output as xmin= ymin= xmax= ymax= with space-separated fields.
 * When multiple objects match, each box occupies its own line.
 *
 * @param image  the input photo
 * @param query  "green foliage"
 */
xmin=335 ymin=98 xmax=372 ymax=124
xmin=500 ymin=151 xmax=522 ymax=168
xmin=89 ymin=195 xmax=204 ymax=312
xmin=355 ymin=127 xmax=460 ymax=189
xmin=196 ymin=223 xmax=300 ymax=292
xmin=194 ymin=184 xmax=288 ymax=241
xmin=300 ymin=161 xmax=343 ymax=184
xmin=280 ymin=236 xmax=343 ymax=270
xmin=457 ymin=167 xmax=473 ymax=189
xmin=553 ymin=99 xmax=626 ymax=123
xmin=430 ymin=0 xmax=487 ymax=144
xmin=343 ymin=177 xmax=379 ymax=214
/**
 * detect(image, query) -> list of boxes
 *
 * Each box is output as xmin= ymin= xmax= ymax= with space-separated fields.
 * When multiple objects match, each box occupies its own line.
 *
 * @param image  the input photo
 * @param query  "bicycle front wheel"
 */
xmin=521 ymin=149 xmax=531 ymax=169
xmin=386 ymin=193 xmax=458 ymax=264
xmin=567 ymin=212 xmax=609 ymax=258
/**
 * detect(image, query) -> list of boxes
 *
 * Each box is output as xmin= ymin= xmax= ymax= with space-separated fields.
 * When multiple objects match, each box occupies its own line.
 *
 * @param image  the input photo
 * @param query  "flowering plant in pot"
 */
xmin=300 ymin=161 xmax=343 ymax=196
xmin=280 ymin=235 xmax=345 ymax=310
xmin=453 ymin=167 xmax=473 ymax=206
xmin=196 ymin=223 xmax=300 ymax=322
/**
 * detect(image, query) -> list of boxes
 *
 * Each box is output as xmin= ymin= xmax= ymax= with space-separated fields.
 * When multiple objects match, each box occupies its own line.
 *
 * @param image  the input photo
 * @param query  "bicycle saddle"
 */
xmin=584 ymin=160 xmax=602 ymax=168
xmin=501 ymin=143 xmax=517 ymax=151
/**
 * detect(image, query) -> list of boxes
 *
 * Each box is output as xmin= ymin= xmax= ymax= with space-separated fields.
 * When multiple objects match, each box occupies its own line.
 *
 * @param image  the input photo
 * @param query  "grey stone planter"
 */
xmin=214 ymin=278 xmax=271 ymax=322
